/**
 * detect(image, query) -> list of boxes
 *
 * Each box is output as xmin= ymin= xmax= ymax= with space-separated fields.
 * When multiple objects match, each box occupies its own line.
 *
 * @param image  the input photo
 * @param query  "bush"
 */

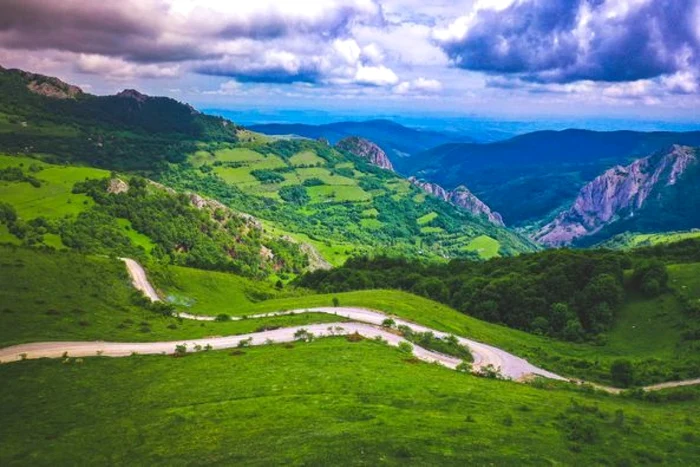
xmin=293 ymin=329 xmax=314 ymax=342
xmin=251 ymin=169 xmax=285 ymax=184
xmin=381 ymin=318 xmax=396 ymax=328
xmin=215 ymin=313 xmax=231 ymax=322
xmin=302 ymin=178 xmax=325 ymax=187
xmin=611 ymin=359 xmax=635 ymax=388
xmin=279 ymin=185 xmax=309 ymax=205
xmin=174 ymin=344 xmax=187 ymax=357
xmin=397 ymin=341 xmax=413 ymax=354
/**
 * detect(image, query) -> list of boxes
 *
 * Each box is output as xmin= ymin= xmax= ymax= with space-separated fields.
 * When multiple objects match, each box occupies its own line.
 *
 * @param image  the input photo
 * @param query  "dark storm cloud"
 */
xmin=0 ymin=0 xmax=209 ymax=63
xmin=438 ymin=0 xmax=700 ymax=83
xmin=195 ymin=62 xmax=323 ymax=84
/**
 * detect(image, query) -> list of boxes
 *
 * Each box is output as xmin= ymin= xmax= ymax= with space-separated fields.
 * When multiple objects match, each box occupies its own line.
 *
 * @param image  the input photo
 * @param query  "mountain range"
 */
xmin=248 ymin=119 xmax=471 ymax=172
xmin=0 ymin=65 xmax=534 ymax=266
xmin=403 ymin=129 xmax=700 ymax=228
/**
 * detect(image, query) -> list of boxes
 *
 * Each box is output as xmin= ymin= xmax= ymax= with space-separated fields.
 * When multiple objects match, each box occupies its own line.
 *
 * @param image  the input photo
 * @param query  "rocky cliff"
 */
xmin=336 ymin=136 xmax=394 ymax=171
xmin=535 ymin=145 xmax=697 ymax=246
xmin=409 ymin=177 xmax=505 ymax=226
xmin=4 ymin=68 xmax=84 ymax=99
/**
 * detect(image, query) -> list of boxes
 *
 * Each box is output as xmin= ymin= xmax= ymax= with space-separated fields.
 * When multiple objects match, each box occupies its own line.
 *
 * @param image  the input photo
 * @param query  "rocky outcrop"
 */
xmin=535 ymin=145 xmax=697 ymax=246
xmin=107 ymin=178 xmax=129 ymax=194
xmin=336 ymin=137 xmax=394 ymax=171
xmin=116 ymin=89 xmax=149 ymax=103
xmin=8 ymin=68 xmax=84 ymax=99
xmin=409 ymin=177 xmax=505 ymax=226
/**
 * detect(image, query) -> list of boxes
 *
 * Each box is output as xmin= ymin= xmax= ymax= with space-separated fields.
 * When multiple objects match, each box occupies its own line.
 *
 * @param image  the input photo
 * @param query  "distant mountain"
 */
xmin=0 ymin=65 xmax=240 ymax=170
xmin=408 ymin=177 xmax=504 ymax=226
xmin=407 ymin=129 xmax=700 ymax=226
xmin=249 ymin=119 xmax=470 ymax=171
xmin=535 ymin=145 xmax=700 ymax=246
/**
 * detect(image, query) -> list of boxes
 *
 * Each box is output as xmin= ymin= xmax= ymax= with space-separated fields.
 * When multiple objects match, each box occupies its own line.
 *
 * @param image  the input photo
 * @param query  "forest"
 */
xmin=298 ymin=249 xmax=674 ymax=342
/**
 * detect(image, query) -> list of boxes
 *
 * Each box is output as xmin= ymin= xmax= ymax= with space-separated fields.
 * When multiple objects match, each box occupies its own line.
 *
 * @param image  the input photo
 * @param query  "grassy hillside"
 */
xmin=0 ymin=154 xmax=309 ymax=277
xmin=1 ymin=340 xmax=699 ymax=465
xmin=599 ymin=230 xmax=700 ymax=250
xmin=0 ymin=67 xmax=535 ymax=264
xmin=0 ymin=246 xmax=341 ymax=347
xmin=156 ymin=138 xmax=534 ymax=262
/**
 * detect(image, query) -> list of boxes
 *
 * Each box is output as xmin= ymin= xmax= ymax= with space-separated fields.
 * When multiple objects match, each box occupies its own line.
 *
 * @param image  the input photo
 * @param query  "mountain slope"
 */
xmin=0 ymin=66 xmax=240 ymax=170
xmin=248 ymin=119 xmax=468 ymax=171
xmin=535 ymin=146 xmax=699 ymax=246
xmin=408 ymin=177 xmax=504 ymax=226
xmin=0 ymin=65 xmax=535 ymax=263
xmin=407 ymin=129 xmax=700 ymax=226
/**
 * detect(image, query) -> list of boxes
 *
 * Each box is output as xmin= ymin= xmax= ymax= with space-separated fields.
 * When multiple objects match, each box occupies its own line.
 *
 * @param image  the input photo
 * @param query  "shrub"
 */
xmin=174 ymin=344 xmax=187 ymax=357
xmin=476 ymin=364 xmax=502 ymax=379
xmin=293 ymin=329 xmax=314 ymax=342
xmin=332 ymin=297 xmax=340 ymax=307
xmin=397 ymin=341 xmax=413 ymax=354
xmin=456 ymin=361 xmax=472 ymax=373
xmin=279 ymin=185 xmax=309 ymax=205
xmin=381 ymin=318 xmax=396 ymax=328
xmin=346 ymin=332 xmax=364 ymax=342
xmin=215 ymin=313 xmax=231 ymax=322
xmin=251 ymin=169 xmax=285 ymax=184
xmin=302 ymin=178 xmax=325 ymax=187
xmin=611 ymin=359 xmax=635 ymax=388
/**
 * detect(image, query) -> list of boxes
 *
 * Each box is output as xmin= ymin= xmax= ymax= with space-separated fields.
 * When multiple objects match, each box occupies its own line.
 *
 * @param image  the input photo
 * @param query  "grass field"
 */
xmin=151 ymin=261 xmax=700 ymax=385
xmin=0 ymin=154 xmax=108 ymax=220
xmin=1 ymin=339 xmax=698 ymax=466
xmin=464 ymin=235 xmax=501 ymax=259
xmin=601 ymin=230 xmax=700 ymax=249
xmin=417 ymin=211 xmax=438 ymax=225
xmin=289 ymin=150 xmax=325 ymax=166
xmin=0 ymin=246 xmax=341 ymax=347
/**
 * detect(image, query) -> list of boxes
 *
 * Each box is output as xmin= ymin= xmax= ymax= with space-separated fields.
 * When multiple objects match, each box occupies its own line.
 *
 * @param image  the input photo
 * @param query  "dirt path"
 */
xmin=121 ymin=258 xmax=160 ymax=302
xmin=2 ymin=259 xmax=697 ymax=393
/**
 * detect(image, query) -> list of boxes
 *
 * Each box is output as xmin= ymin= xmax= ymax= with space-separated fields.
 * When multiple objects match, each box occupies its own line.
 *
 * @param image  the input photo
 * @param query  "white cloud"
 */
xmin=76 ymin=54 xmax=180 ymax=79
xmin=393 ymin=77 xmax=442 ymax=94
xmin=203 ymin=80 xmax=242 ymax=95
xmin=355 ymin=64 xmax=399 ymax=86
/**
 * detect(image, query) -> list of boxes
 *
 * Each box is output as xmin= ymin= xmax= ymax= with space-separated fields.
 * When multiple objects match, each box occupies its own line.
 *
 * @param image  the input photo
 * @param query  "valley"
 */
xmin=1 ymin=64 xmax=700 ymax=466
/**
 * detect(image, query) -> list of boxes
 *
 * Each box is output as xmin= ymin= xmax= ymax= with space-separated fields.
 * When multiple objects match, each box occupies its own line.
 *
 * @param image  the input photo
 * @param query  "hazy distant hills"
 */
xmin=249 ymin=119 xmax=472 ymax=172
xmin=406 ymin=129 xmax=700 ymax=227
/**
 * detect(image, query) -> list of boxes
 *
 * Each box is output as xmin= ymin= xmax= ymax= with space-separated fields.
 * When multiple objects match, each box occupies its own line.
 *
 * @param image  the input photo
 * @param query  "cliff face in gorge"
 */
xmin=409 ymin=177 xmax=505 ymax=226
xmin=535 ymin=145 xmax=698 ymax=246
xmin=336 ymin=136 xmax=394 ymax=171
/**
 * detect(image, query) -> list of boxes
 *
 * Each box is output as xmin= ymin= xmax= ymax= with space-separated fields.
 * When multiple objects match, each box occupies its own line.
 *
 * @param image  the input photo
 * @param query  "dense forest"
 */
xmin=299 ymin=250 xmax=673 ymax=342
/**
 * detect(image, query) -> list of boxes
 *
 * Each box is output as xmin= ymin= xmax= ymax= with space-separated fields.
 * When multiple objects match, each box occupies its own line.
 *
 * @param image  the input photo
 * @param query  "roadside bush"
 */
xmin=397 ymin=341 xmax=413 ymax=354
xmin=611 ymin=359 xmax=635 ymax=388
xmin=215 ymin=313 xmax=231 ymax=322
xmin=381 ymin=318 xmax=396 ymax=328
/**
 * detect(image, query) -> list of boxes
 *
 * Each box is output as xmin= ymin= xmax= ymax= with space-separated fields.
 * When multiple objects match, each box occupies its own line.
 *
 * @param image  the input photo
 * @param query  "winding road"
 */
xmin=1 ymin=258 xmax=698 ymax=393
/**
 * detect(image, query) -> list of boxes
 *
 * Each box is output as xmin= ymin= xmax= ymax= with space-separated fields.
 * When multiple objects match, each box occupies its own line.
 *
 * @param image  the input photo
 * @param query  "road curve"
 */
xmin=121 ymin=258 xmax=160 ymax=302
xmin=3 ymin=258 xmax=697 ymax=393
xmin=121 ymin=258 xmax=562 ymax=380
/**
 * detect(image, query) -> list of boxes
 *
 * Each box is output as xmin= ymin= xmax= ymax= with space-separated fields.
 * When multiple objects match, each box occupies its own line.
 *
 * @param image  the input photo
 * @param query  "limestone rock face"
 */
xmin=408 ymin=177 xmax=505 ymax=226
xmin=336 ymin=137 xmax=394 ymax=171
xmin=535 ymin=145 xmax=697 ymax=246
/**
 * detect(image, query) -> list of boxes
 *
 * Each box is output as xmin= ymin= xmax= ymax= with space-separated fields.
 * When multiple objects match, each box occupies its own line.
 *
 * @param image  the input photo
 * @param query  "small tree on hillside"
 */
xmin=611 ymin=359 xmax=635 ymax=388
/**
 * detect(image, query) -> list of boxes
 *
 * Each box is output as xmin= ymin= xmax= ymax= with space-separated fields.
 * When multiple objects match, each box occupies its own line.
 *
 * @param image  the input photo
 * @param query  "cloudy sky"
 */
xmin=1 ymin=0 xmax=699 ymax=121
